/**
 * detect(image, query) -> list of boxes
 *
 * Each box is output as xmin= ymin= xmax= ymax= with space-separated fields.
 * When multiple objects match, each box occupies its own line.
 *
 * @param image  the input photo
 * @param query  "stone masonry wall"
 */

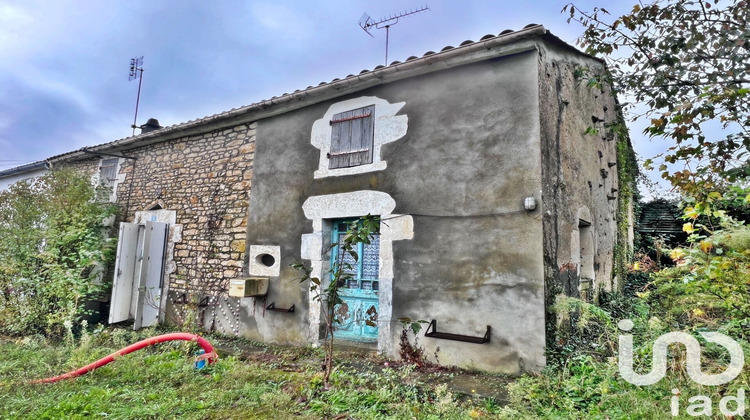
xmin=62 ymin=122 xmax=255 ymax=294
xmin=538 ymin=43 xmax=634 ymax=349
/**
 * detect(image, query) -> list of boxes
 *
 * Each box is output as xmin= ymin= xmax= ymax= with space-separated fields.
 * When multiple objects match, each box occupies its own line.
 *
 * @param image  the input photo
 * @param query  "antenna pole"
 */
xmin=128 ymin=56 xmax=144 ymax=136
xmin=358 ymin=6 xmax=429 ymax=66
xmin=385 ymin=25 xmax=390 ymax=65
xmin=132 ymin=69 xmax=143 ymax=136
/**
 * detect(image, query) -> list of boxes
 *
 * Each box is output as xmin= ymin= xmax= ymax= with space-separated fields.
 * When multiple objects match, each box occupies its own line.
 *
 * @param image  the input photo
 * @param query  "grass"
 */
xmin=5 ymin=288 xmax=749 ymax=419
xmin=2 ymin=329 xmax=748 ymax=420
xmin=0 ymin=327 xmax=517 ymax=419
xmin=505 ymin=285 xmax=750 ymax=419
xmin=507 ymin=352 xmax=750 ymax=419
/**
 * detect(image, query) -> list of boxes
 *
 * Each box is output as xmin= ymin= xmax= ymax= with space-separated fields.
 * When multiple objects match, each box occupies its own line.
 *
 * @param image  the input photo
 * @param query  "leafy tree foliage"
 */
xmin=564 ymin=0 xmax=749 ymax=198
xmin=0 ymin=169 xmax=117 ymax=336
xmin=655 ymin=199 xmax=750 ymax=319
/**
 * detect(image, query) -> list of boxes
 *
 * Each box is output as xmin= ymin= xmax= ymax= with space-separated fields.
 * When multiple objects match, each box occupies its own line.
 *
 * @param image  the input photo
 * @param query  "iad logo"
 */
xmin=617 ymin=319 xmax=746 ymax=417
xmin=618 ymin=319 xmax=744 ymax=386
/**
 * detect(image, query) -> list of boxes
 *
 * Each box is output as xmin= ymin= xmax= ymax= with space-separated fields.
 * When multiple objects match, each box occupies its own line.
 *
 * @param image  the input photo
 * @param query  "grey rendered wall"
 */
xmin=244 ymin=50 xmax=546 ymax=373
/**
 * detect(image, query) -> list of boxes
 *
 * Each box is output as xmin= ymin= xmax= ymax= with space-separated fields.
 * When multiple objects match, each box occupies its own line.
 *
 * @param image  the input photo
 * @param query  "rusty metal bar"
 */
xmin=329 ymin=112 xmax=371 ymax=125
xmin=424 ymin=319 xmax=491 ymax=344
xmin=327 ymin=148 xmax=370 ymax=157
xmin=265 ymin=302 xmax=295 ymax=313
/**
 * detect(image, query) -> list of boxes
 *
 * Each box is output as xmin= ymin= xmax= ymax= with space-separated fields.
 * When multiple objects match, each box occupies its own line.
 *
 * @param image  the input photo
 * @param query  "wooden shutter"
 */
xmin=109 ymin=221 xmax=168 ymax=328
xmin=329 ymin=105 xmax=374 ymax=169
xmin=100 ymin=158 xmax=118 ymax=187
xmin=109 ymin=222 xmax=140 ymax=324
xmin=133 ymin=221 xmax=168 ymax=330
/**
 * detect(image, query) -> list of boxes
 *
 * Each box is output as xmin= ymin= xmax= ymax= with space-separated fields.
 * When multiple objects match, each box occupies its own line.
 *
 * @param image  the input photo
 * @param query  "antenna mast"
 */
xmin=129 ymin=56 xmax=144 ymax=136
xmin=358 ymin=5 xmax=429 ymax=66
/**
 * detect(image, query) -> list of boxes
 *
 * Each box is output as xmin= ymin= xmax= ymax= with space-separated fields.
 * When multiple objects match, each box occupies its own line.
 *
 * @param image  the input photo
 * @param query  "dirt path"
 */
xmin=212 ymin=338 xmax=511 ymax=404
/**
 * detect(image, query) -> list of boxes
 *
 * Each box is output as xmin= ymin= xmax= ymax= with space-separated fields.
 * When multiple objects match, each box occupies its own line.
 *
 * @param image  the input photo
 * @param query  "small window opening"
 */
xmin=578 ymin=219 xmax=595 ymax=299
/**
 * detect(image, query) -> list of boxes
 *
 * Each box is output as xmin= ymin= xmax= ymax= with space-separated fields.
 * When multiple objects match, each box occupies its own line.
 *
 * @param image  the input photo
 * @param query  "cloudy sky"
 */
xmin=1 ymin=0 xmax=655 ymax=172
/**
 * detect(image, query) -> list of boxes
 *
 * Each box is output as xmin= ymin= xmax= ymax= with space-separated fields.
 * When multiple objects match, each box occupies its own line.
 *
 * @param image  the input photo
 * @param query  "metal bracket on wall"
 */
xmin=424 ymin=319 xmax=491 ymax=344
xmin=173 ymin=293 xmax=188 ymax=304
xmin=265 ymin=302 xmax=295 ymax=313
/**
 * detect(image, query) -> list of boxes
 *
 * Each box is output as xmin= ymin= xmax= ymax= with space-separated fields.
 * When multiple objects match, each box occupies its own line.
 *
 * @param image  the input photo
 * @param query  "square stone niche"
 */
xmin=247 ymin=245 xmax=281 ymax=277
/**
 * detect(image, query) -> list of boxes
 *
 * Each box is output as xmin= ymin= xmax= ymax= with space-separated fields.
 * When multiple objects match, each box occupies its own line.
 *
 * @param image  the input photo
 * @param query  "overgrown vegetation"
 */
xmin=397 ymin=318 xmax=432 ymax=368
xmin=662 ymin=203 xmax=750 ymax=320
xmin=509 ymin=202 xmax=750 ymax=418
xmin=0 ymin=168 xmax=116 ymax=337
xmin=4 ymin=3 xmax=749 ymax=417
xmin=614 ymin=113 xmax=641 ymax=281
xmin=4 ymin=183 xmax=749 ymax=418
xmin=515 ymin=4 xmax=750 ymax=415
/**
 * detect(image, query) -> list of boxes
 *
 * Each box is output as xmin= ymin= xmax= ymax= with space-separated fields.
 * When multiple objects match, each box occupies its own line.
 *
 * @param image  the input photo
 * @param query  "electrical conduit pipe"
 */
xmin=33 ymin=332 xmax=218 ymax=384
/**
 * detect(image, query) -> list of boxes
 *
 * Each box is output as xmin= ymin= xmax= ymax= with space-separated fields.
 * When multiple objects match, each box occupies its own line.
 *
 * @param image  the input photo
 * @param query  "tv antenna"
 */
xmin=128 ymin=56 xmax=144 ymax=136
xmin=359 ymin=5 xmax=429 ymax=66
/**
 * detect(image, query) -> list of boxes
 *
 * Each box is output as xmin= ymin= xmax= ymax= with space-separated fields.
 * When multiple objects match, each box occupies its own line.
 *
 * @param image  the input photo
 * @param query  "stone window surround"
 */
xmin=311 ymin=96 xmax=408 ymax=179
xmin=92 ymin=157 xmax=126 ymax=203
xmin=300 ymin=190 xmax=414 ymax=353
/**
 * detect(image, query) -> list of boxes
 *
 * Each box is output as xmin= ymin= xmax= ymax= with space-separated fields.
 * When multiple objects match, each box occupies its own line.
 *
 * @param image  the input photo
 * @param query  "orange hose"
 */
xmin=32 ymin=332 xmax=218 ymax=384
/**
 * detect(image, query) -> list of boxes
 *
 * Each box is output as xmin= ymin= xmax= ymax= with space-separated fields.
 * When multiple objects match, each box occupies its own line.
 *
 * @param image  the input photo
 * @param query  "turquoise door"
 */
xmin=331 ymin=220 xmax=380 ymax=342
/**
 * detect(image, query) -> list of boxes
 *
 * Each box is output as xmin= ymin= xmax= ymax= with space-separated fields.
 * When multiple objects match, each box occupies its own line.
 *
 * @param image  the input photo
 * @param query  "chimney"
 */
xmin=140 ymin=118 xmax=162 ymax=134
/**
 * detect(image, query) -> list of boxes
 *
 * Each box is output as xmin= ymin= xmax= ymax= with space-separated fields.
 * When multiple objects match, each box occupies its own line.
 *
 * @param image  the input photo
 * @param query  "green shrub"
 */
xmin=547 ymin=295 xmax=618 ymax=367
xmin=513 ymin=212 xmax=750 ymax=418
xmin=651 ymin=224 xmax=750 ymax=325
xmin=0 ymin=168 xmax=116 ymax=337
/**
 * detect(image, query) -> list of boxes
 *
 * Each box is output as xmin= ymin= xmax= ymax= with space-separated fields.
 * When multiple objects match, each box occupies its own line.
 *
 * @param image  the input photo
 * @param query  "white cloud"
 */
xmin=0 ymin=2 xmax=33 ymax=25
xmin=0 ymin=0 xmax=675 ymax=197
xmin=249 ymin=2 xmax=314 ymax=42
xmin=0 ymin=2 xmax=34 ymax=59
xmin=12 ymin=67 xmax=96 ymax=114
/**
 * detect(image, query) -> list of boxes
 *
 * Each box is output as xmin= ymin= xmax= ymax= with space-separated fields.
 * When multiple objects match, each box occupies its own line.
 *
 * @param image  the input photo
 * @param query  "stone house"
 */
xmin=40 ymin=24 xmax=634 ymax=374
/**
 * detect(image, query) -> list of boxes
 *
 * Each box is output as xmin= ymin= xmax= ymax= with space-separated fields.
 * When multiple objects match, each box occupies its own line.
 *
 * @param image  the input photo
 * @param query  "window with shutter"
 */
xmin=328 ymin=105 xmax=375 ymax=169
xmin=100 ymin=158 xmax=119 ymax=188
xmin=311 ymin=97 xmax=407 ymax=179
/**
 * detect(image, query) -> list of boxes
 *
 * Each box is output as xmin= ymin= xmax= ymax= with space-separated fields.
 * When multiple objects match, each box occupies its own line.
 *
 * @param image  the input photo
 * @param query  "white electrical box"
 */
xmin=228 ymin=277 xmax=269 ymax=297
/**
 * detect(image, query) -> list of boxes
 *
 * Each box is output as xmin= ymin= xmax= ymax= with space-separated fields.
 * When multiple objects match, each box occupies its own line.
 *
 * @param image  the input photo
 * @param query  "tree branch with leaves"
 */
xmin=564 ymin=0 xmax=749 ymax=200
